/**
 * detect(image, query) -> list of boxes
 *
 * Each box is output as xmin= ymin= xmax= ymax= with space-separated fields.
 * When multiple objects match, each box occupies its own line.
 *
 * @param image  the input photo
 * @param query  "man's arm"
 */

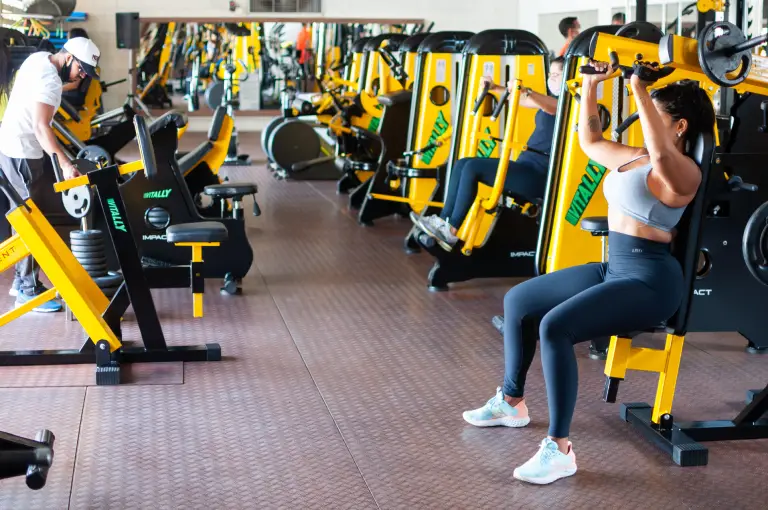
xmin=32 ymin=102 xmax=80 ymax=179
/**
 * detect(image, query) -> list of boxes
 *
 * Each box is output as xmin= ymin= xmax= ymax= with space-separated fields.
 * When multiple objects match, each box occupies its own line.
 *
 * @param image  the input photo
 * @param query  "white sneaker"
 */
xmin=412 ymin=213 xmax=458 ymax=251
xmin=462 ymin=387 xmax=530 ymax=427
xmin=513 ymin=438 xmax=577 ymax=485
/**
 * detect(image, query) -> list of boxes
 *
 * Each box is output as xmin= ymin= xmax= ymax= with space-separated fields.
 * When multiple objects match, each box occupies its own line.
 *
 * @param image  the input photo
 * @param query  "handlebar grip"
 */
xmin=51 ymin=154 xmax=65 ymax=183
xmin=490 ymin=88 xmax=510 ymax=120
xmin=613 ymin=111 xmax=640 ymax=138
xmin=291 ymin=155 xmax=335 ymax=172
xmin=579 ymin=51 xmax=621 ymax=75
xmin=59 ymin=98 xmax=81 ymax=123
xmin=472 ymin=82 xmax=491 ymax=115
xmin=404 ymin=142 xmax=439 ymax=157
xmin=133 ymin=116 xmax=157 ymax=180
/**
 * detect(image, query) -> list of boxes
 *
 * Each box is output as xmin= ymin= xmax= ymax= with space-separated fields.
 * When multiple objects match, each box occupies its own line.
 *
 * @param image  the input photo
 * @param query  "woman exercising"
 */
xmin=411 ymin=57 xmax=564 ymax=251
xmin=461 ymin=61 xmax=715 ymax=484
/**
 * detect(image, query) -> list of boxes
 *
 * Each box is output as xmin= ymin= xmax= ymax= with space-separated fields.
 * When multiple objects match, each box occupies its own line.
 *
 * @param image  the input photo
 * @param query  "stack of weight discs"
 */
xmin=69 ymin=230 xmax=124 ymax=298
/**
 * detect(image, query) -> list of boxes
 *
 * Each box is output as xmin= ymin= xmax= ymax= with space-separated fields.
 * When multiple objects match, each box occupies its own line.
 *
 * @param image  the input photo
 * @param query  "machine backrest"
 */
xmin=208 ymin=107 xmax=227 ymax=142
xmin=149 ymin=110 xmax=188 ymax=135
xmin=665 ymin=131 xmax=715 ymax=335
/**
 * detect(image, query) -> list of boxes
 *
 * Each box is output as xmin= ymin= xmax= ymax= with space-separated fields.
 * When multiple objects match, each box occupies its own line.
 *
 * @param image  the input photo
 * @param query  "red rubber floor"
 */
xmin=0 ymin=132 xmax=765 ymax=508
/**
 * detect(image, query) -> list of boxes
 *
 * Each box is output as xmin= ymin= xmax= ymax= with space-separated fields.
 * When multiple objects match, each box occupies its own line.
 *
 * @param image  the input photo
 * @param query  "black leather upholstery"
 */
xmin=166 ymin=221 xmax=228 ymax=243
xmin=204 ymin=183 xmax=258 ymax=197
xmin=581 ymin=216 xmax=609 ymax=233
xmin=664 ymin=132 xmax=714 ymax=335
xmin=149 ymin=110 xmax=188 ymax=135
xmin=208 ymin=107 xmax=227 ymax=141
xmin=177 ymin=142 xmax=213 ymax=174
xmin=378 ymin=90 xmax=413 ymax=107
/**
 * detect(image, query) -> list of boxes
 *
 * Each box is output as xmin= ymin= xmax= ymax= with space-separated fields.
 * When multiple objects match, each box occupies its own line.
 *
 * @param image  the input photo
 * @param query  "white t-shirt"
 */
xmin=0 ymin=52 xmax=62 ymax=159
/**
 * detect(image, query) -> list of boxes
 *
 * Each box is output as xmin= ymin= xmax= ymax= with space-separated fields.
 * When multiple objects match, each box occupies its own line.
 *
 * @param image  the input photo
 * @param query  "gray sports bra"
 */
xmin=602 ymin=154 xmax=687 ymax=233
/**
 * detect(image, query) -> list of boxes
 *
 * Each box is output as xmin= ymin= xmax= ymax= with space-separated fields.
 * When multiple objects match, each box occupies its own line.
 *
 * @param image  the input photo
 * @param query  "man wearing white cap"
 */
xmin=0 ymin=37 xmax=100 ymax=312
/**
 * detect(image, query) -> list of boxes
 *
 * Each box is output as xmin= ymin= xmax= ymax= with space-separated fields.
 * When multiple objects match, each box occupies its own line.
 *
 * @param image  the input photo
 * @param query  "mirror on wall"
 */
xmin=136 ymin=20 xmax=426 ymax=116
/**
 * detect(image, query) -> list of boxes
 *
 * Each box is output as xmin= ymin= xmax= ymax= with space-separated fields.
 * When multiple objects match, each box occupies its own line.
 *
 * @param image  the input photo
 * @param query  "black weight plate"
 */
xmin=698 ymin=21 xmax=752 ymax=87
xmin=70 ymin=244 xmax=104 ymax=253
xmin=262 ymin=116 xmax=286 ymax=161
xmin=93 ymin=274 xmax=124 ymax=287
xmin=75 ymin=256 xmax=107 ymax=265
xmin=742 ymin=201 xmax=768 ymax=286
xmin=83 ymin=265 xmax=109 ymax=273
xmin=268 ymin=120 xmax=322 ymax=172
xmin=70 ymin=230 xmax=104 ymax=240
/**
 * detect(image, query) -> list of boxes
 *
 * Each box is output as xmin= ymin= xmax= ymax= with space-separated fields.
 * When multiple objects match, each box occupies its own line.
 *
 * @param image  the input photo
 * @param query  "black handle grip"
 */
xmin=491 ymin=88 xmax=511 ymax=120
xmin=472 ymin=82 xmax=491 ymax=115
xmin=59 ymin=98 xmax=81 ymax=123
xmin=729 ymin=175 xmax=759 ymax=192
xmin=579 ymin=52 xmax=620 ymax=75
xmin=133 ymin=116 xmax=158 ymax=180
xmin=613 ymin=111 xmax=640 ymax=138
xmin=51 ymin=154 xmax=65 ymax=183
xmin=101 ymin=78 xmax=127 ymax=90
xmin=403 ymin=142 xmax=439 ymax=157
xmin=291 ymin=155 xmax=335 ymax=172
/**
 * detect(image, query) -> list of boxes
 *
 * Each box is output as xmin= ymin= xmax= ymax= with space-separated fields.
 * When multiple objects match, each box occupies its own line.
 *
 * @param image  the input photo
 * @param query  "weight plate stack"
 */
xmin=69 ymin=229 xmax=124 ymax=298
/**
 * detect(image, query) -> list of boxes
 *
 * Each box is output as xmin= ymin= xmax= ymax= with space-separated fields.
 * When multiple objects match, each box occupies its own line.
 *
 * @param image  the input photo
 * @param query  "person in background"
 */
xmin=612 ymin=12 xmax=626 ymax=25
xmin=410 ymin=57 xmax=564 ymax=252
xmin=557 ymin=17 xmax=580 ymax=57
xmin=0 ymin=37 xmax=100 ymax=311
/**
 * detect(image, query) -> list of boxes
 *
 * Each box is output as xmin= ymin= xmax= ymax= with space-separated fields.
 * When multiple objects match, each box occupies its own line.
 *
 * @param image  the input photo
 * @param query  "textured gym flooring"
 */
xmin=1 ymin=132 xmax=766 ymax=509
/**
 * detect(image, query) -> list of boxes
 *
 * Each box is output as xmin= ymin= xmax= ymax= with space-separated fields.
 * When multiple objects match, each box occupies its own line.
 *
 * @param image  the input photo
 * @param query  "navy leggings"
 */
xmin=501 ymin=232 xmax=685 ymax=438
xmin=441 ymin=157 xmax=546 ymax=227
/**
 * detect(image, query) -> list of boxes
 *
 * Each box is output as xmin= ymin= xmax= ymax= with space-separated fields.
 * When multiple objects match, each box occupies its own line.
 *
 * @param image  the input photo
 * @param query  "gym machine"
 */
xmin=88 ymin=112 xmax=257 ymax=292
xmin=0 ymin=117 xmax=223 ymax=385
xmin=411 ymin=29 xmax=549 ymax=291
xmin=573 ymin=10 xmax=768 ymax=465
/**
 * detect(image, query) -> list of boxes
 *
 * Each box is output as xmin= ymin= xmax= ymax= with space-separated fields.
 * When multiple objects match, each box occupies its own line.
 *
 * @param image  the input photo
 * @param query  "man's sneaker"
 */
xmin=15 ymin=289 xmax=62 ymax=313
xmin=513 ymin=438 xmax=577 ymax=485
xmin=8 ymin=280 xmax=19 ymax=297
xmin=462 ymin=387 xmax=531 ymax=427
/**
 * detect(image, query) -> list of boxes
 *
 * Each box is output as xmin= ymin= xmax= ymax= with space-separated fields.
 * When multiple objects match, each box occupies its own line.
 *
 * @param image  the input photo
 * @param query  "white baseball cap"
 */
xmin=63 ymin=37 xmax=100 ymax=78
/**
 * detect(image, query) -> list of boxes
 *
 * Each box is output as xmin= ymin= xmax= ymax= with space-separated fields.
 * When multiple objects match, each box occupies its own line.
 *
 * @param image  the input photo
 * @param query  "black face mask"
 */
xmin=60 ymin=58 xmax=74 ymax=83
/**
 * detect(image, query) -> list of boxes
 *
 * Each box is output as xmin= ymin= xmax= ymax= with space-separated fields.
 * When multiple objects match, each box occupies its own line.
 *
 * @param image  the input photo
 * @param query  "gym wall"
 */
xmin=75 ymin=0 xmax=520 ymax=111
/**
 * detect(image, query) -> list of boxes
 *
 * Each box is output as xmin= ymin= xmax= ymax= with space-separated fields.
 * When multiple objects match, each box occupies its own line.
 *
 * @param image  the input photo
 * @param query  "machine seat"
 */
xmin=378 ymin=90 xmax=413 ymax=107
xmin=204 ymin=183 xmax=258 ymax=198
xmin=177 ymin=141 xmax=214 ymax=174
xmin=581 ymin=216 xmax=609 ymax=235
xmin=166 ymin=221 xmax=228 ymax=244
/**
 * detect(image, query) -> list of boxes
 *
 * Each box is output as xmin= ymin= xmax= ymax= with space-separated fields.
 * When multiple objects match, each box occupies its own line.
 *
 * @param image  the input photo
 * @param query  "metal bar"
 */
xmin=728 ymin=33 xmax=768 ymax=55
xmin=678 ymin=1 xmax=684 ymax=35
xmin=90 ymin=170 xmax=169 ymax=351
xmin=0 ymin=345 xmax=219 ymax=366
xmin=636 ymin=0 xmax=648 ymax=22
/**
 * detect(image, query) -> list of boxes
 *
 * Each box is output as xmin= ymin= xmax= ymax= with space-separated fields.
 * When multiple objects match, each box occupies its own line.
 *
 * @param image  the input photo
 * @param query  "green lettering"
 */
xmin=368 ymin=116 xmax=381 ymax=132
xmin=563 ymin=160 xmax=608 ymax=226
xmin=421 ymin=110 xmax=450 ymax=165
xmin=107 ymin=198 xmax=128 ymax=232
xmin=476 ymin=127 xmax=497 ymax=158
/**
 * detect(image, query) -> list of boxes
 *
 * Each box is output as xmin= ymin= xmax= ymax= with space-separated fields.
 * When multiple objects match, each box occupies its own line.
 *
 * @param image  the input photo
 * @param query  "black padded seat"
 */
xmin=581 ymin=216 xmax=609 ymax=234
xmin=378 ymin=90 xmax=413 ymax=107
xmin=166 ymin=221 xmax=228 ymax=244
xmin=177 ymin=141 xmax=214 ymax=174
xmin=204 ymin=183 xmax=258 ymax=198
xmin=208 ymin=107 xmax=227 ymax=142
xmin=149 ymin=110 xmax=188 ymax=135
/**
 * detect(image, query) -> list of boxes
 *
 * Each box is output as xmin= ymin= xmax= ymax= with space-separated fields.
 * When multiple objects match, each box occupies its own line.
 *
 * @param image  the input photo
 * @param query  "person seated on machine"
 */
xmin=410 ymin=57 xmax=563 ymax=252
xmin=460 ymin=62 xmax=715 ymax=485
